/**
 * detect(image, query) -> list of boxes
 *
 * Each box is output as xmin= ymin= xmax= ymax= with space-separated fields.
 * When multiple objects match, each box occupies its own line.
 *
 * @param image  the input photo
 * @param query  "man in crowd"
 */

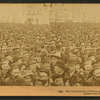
xmin=0 ymin=22 xmax=100 ymax=86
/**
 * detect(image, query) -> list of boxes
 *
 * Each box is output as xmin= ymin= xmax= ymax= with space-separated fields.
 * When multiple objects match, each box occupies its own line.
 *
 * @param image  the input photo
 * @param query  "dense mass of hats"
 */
xmin=0 ymin=22 xmax=99 ymax=86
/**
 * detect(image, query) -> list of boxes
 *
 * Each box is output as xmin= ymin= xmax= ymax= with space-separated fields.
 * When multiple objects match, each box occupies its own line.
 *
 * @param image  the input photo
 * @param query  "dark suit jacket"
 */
xmin=85 ymin=77 xmax=100 ymax=86
xmin=4 ymin=76 xmax=26 ymax=86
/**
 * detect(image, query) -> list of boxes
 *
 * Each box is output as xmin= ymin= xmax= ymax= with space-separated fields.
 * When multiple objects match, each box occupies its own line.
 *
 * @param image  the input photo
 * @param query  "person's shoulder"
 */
xmin=17 ymin=77 xmax=25 ymax=81
xmin=16 ymin=77 xmax=26 ymax=86
xmin=4 ymin=77 xmax=11 ymax=81
xmin=4 ymin=77 xmax=11 ymax=85
xmin=86 ymin=77 xmax=94 ymax=83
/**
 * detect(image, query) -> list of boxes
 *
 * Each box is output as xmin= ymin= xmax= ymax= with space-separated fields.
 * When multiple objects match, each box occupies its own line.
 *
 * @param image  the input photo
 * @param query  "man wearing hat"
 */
xmin=96 ymin=55 xmax=100 ymax=63
xmin=50 ymin=52 xmax=62 ymax=68
xmin=1 ymin=63 xmax=10 ymax=83
xmin=68 ymin=75 xmax=83 ymax=86
xmin=64 ymin=57 xmax=83 ymax=86
xmin=53 ymin=60 xmax=65 ymax=77
xmin=13 ymin=54 xmax=22 ymax=67
xmin=4 ymin=50 xmax=13 ymax=64
xmin=88 ymin=51 xmax=96 ymax=64
xmin=96 ymin=48 xmax=100 ymax=56
xmin=85 ymin=63 xmax=100 ymax=86
xmin=41 ymin=56 xmax=50 ymax=70
xmin=35 ymin=79 xmax=43 ymax=86
xmin=51 ymin=60 xmax=66 ymax=86
xmin=26 ymin=59 xmax=38 ymax=76
xmin=49 ymin=40 xmax=56 ymax=52
xmin=61 ymin=47 xmax=70 ymax=64
xmin=13 ymin=47 xmax=20 ymax=56
xmin=4 ymin=63 xmax=25 ymax=86
xmin=37 ymin=67 xmax=50 ymax=86
xmin=53 ymin=76 xmax=64 ymax=86
xmin=23 ymin=70 xmax=34 ymax=86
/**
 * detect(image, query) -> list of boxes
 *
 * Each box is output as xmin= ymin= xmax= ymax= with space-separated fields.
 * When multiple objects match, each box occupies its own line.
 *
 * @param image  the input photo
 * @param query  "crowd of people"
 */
xmin=0 ymin=22 xmax=100 ymax=86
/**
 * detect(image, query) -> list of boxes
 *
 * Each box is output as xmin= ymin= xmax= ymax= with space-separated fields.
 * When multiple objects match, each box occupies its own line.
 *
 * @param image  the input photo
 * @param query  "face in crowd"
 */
xmin=39 ymin=71 xmax=49 ymax=83
xmin=84 ymin=65 xmax=93 ymax=73
xmin=11 ymin=68 xmax=20 ymax=78
xmin=54 ymin=77 xmax=64 ymax=86
xmin=6 ymin=55 xmax=13 ymax=62
xmin=51 ymin=57 xmax=57 ymax=65
xmin=93 ymin=69 xmax=100 ymax=80
xmin=1 ymin=64 xmax=10 ymax=74
xmin=17 ymin=58 xmax=22 ymax=66
xmin=54 ymin=66 xmax=64 ymax=76
xmin=24 ymin=75 xmax=32 ymax=83
xmin=68 ymin=64 xmax=78 ymax=72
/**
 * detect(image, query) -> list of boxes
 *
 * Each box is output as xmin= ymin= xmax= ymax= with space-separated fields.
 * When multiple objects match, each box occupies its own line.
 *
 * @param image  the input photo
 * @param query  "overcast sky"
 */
xmin=0 ymin=4 xmax=100 ymax=23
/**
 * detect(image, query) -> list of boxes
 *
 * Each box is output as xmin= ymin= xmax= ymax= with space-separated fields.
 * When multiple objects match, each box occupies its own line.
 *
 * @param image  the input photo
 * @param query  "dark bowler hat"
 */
xmin=10 ymin=63 xmax=19 ymax=70
xmin=23 ymin=70 xmax=33 ymax=78
xmin=26 ymin=59 xmax=37 ymax=67
xmin=39 ymin=67 xmax=49 ymax=75
xmin=93 ymin=63 xmax=100 ymax=70
xmin=55 ymin=60 xmax=65 ymax=69
xmin=68 ymin=57 xmax=78 ymax=65
xmin=13 ymin=55 xmax=21 ymax=63
xmin=5 ymin=51 xmax=13 ymax=57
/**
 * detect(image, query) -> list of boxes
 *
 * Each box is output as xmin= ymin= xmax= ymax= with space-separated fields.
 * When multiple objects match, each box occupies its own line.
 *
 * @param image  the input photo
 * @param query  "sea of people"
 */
xmin=0 ymin=22 xmax=100 ymax=86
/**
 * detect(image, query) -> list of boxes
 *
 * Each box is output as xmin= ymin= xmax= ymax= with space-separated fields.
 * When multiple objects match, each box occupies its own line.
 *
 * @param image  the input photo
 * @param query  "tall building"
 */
xmin=22 ymin=4 xmax=50 ymax=25
xmin=50 ymin=4 xmax=66 ymax=22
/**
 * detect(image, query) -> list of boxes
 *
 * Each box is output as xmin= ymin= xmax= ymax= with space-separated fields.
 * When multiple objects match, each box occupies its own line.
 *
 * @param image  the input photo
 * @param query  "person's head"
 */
xmin=22 ymin=52 xmax=30 ymax=61
xmin=2 ymin=60 xmax=9 ymax=65
xmin=95 ymin=55 xmax=100 ymax=63
xmin=51 ymin=56 xmax=57 ymax=65
xmin=93 ymin=63 xmax=100 ymax=79
xmin=6 ymin=55 xmax=13 ymax=62
xmin=89 ymin=56 xmax=96 ymax=62
xmin=35 ymin=56 xmax=41 ymax=63
xmin=75 ymin=64 xmax=81 ymax=70
xmin=20 ymin=64 xmax=26 ymax=71
xmin=68 ymin=57 xmax=78 ymax=72
xmin=64 ymin=47 xmax=71 ymax=54
xmin=68 ymin=77 xmax=83 ymax=86
xmin=24 ymin=75 xmax=32 ymax=83
xmin=5 ymin=51 xmax=13 ymax=62
xmin=17 ymin=58 xmax=22 ymax=66
xmin=93 ymin=69 xmax=100 ymax=80
xmin=39 ymin=71 xmax=49 ymax=82
xmin=27 ymin=60 xmax=37 ymax=72
xmin=1 ymin=64 xmax=10 ymax=74
xmin=39 ymin=68 xmax=49 ymax=83
xmin=35 ymin=80 xmax=43 ymax=86
xmin=51 ymin=41 xmax=56 ymax=47
xmin=54 ymin=60 xmax=65 ymax=75
xmin=42 ymin=57 xmax=50 ymax=69
xmin=85 ymin=48 xmax=90 ymax=54
xmin=54 ymin=77 xmax=64 ymax=86
xmin=54 ymin=66 xmax=64 ymax=76
xmin=84 ymin=64 xmax=93 ymax=73
xmin=84 ymin=61 xmax=92 ymax=66
xmin=13 ymin=55 xmax=22 ymax=66
xmin=68 ymin=64 xmax=78 ymax=72
xmin=44 ymin=62 xmax=50 ymax=69
xmin=10 ymin=67 xmax=20 ymax=78
xmin=0 ymin=69 xmax=2 ymax=77
xmin=10 ymin=63 xmax=20 ymax=77
xmin=96 ymin=48 xmax=100 ymax=55
xmin=88 ymin=51 xmax=96 ymax=62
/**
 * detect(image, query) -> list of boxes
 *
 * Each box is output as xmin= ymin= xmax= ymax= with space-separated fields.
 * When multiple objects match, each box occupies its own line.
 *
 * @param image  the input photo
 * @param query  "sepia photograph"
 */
xmin=0 ymin=3 xmax=100 ymax=96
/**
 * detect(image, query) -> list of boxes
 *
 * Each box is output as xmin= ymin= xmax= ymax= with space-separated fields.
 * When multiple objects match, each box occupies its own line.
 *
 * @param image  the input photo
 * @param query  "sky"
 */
xmin=0 ymin=4 xmax=100 ymax=23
